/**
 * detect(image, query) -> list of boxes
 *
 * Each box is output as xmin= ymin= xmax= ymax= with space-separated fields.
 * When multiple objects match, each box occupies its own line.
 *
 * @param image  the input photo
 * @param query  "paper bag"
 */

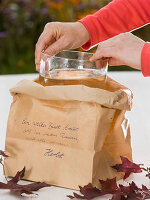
xmin=4 ymin=77 xmax=133 ymax=190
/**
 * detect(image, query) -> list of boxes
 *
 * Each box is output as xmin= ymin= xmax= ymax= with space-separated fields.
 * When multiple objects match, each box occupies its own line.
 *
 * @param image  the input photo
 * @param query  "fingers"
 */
xmin=35 ymin=32 xmax=52 ymax=68
xmin=90 ymin=37 xmax=117 ymax=62
xmin=36 ymin=37 xmax=67 ymax=72
xmin=89 ymin=33 xmax=123 ymax=63
xmin=44 ymin=37 xmax=67 ymax=56
xmin=35 ymin=22 xmax=58 ymax=68
xmin=90 ymin=46 xmax=114 ymax=62
xmin=35 ymin=35 xmax=55 ymax=71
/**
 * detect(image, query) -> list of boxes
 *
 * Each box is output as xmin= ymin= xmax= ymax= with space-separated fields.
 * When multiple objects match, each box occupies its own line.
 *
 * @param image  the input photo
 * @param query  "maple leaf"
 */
xmin=67 ymin=183 xmax=103 ymax=199
xmin=67 ymin=178 xmax=150 ymax=200
xmin=8 ymin=167 xmax=25 ymax=184
xmin=110 ymin=190 xmax=122 ymax=200
xmin=112 ymin=156 xmax=143 ymax=179
xmin=67 ymin=178 xmax=119 ymax=199
xmin=141 ymin=185 xmax=150 ymax=199
xmin=119 ymin=182 xmax=143 ymax=199
xmin=146 ymin=168 xmax=150 ymax=179
xmin=110 ymin=182 xmax=150 ymax=200
xmin=0 ymin=167 xmax=51 ymax=196
xmin=0 ymin=150 xmax=8 ymax=158
xmin=141 ymin=167 xmax=150 ymax=179
xmin=99 ymin=177 xmax=119 ymax=194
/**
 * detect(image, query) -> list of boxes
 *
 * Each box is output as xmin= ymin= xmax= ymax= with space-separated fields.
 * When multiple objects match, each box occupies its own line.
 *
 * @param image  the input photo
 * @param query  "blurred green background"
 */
xmin=0 ymin=0 xmax=150 ymax=74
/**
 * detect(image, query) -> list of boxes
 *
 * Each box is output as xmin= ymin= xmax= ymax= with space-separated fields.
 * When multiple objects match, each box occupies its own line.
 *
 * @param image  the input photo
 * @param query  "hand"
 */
xmin=35 ymin=22 xmax=90 ymax=71
xmin=90 ymin=33 xmax=145 ymax=70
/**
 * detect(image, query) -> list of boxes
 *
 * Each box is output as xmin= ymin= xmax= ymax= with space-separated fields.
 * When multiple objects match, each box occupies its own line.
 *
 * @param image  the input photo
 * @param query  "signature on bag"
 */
xmin=44 ymin=148 xmax=64 ymax=158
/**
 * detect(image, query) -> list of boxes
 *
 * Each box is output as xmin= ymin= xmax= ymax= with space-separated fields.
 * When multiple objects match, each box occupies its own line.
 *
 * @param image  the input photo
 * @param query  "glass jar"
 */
xmin=39 ymin=50 xmax=108 ymax=86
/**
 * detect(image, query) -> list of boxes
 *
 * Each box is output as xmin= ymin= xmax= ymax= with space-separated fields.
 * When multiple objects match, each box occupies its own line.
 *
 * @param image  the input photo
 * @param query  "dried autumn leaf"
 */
xmin=67 ymin=195 xmax=74 ymax=199
xmin=8 ymin=167 xmax=25 ymax=184
xmin=67 ymin=183 xmax=103 ymax=199
xmin=67 ymin=178 xmax=150 ymax=200
xmin=146 ymin=168 xmax=150 ymax=179
xmin=67 ymin=178 xmax=119 ymax=199
xmin=110 ymin=182 xmax=150 ymax=200
xmin=119 ymin=182 xmax=143 ymax=199
xmin=112 ymin=156 xmax=143 ymax=179
xmin=141 ymin=185 xmax=150 ymax=199
xmin=99 ymin=177 xmax=119 ymax=194
xmin=0 ymin=150 xmax=8 ymax=158
xmin=111 ymin=190 xmax=122 ymax=200
xmin=0 ymin=167 xmax=51 ymax=196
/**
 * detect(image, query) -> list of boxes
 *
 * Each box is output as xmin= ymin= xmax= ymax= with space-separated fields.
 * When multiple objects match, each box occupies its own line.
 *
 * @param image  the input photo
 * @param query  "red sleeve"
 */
xmin=141 ymin=42 xmax=150 ymax=77
xmin=79 ymin=0 xmax=150 ymax=50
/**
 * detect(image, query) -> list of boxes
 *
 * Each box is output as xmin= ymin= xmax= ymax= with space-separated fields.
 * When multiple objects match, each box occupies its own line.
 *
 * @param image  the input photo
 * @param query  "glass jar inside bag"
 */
xmin=39 ymin=50 xmax=108 ymax=86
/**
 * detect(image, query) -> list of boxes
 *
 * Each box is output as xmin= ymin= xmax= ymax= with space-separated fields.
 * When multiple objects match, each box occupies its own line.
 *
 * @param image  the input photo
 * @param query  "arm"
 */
xmin=141 ymin=43 xmax=150 ymax=76
xmin=79 ymin=0 xmax=150 ymax=50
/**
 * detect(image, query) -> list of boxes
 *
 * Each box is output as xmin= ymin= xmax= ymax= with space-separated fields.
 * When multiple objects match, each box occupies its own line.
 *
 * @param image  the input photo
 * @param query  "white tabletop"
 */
xmin=0 ymin=72 xmax=150 ymax=200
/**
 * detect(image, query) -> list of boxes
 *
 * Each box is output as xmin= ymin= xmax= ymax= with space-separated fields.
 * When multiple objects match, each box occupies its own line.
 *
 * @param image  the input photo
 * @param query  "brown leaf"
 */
xmin=68 ymin=179 xmax=150 ymax=200
xmin=145 ymin=168 xmax=150 ymax=179
xmin=67 ymin=183 xmax=103 ymax=199
xmin=19 ymin=182 xmax=51 ymax=192
xmin=119 ymin=181 xmax=143 ymax=199
xmin=0 ymin=167 xmax=51 ymax=196
xmin=67 ymin=195 xmax=75 ymax=199
xmin=0 ymin=182 xmax=10 ymax=189
xmin=99 ymin=177 xmax=119 ymax=194
xmin=8 ymin=167 xmax=25 ymax=185
xmin=111 ymin=182 xmax=150 ymax=200
xmin=0 ymin=150 xmax=8 ymax=157
xmin=110 ymin=190 xmax=122 ymax=200
xmin=67 ymin=178 xmax=119 ymax=199
xmin=112 ymin=156 xmax=143 ymax=179
xmin=79 ymin=183 xmax=103 ymax=198
xmin=141 ymin=185 xmax=150 ymax=199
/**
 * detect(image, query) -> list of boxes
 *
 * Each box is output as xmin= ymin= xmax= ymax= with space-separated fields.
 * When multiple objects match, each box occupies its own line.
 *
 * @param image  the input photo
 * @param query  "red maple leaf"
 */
xmin=112 ymin=156 xmax=143 ymax=179
xmin=111 ymin=182 xmax=150 ymax=200
xmin=141 ymin=185 xmax=150 ymax=199
xmin=67 ymin=178 xmax=119 ymax=199
xmin=0 ymin=167 xmax=51 ymax=196
xmin=67 ymin=183 xmax=103 ymax=199
xmin=68 ymin=181 xmax=150 ymax=200
xmin=99 ymin=177 xmax=119 ymax=194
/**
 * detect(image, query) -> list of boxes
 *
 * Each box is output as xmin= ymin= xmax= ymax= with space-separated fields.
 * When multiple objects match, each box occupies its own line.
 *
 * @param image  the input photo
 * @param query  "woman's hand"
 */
xmin=90 ymin=33 xmax=145 ymax=70
xmin=35 ymin=22 xmax=90 ymax=71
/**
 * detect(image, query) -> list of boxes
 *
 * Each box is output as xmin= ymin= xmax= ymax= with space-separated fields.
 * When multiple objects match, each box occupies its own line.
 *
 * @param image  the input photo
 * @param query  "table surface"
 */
xmin=0 ymin=72 xmax=150 ymax=200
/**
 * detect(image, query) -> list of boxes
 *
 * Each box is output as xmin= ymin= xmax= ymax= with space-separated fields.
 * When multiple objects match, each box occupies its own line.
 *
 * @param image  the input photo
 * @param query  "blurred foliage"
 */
xmin=0 ymin=0 xmax=150 ymax=74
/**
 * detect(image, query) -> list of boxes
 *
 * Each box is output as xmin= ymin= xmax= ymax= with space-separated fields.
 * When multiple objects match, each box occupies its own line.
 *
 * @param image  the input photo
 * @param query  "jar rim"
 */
xmin=42 ymin=50 xmax=94 ymax=62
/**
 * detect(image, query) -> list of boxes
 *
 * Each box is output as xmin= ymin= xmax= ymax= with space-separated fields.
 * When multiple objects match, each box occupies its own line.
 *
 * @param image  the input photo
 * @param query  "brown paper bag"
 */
xmin=4 ymin=77 xmax=133 ymax=190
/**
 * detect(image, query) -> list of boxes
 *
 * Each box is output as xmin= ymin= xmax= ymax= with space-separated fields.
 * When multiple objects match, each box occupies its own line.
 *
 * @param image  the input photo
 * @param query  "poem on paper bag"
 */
xmin=21 ymin=118 xmax=79 ymax=146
